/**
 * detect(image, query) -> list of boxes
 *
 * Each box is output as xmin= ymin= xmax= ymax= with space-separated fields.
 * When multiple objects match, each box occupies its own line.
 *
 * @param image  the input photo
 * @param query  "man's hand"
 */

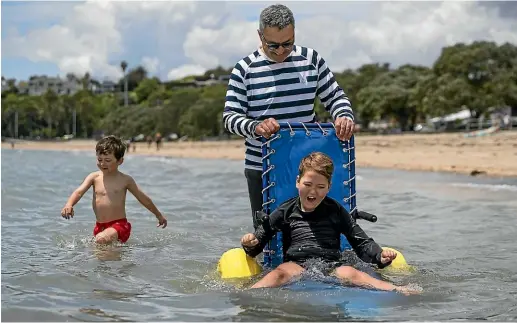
xmin=334 ymin=116 xmax=355 ymax=141
xmin=157 ymin=215 xmax=168 ymax=228
xmin=241 ymin=233 xmax=259 ymax=247
xmin=61 ymin=205 xmax=74 ymax=219
xmin=380 ymin=249 xmax=398 ymax=264
xmin=255 ymin=118 xmax=280 ymax=139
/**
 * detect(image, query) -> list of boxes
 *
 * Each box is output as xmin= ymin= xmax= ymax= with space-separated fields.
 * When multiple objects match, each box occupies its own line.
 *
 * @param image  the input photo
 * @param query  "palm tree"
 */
xmin=82 ymin=72 xmax=91 ymax=91
xmin=41 ymin=89 xmax=63 ymax=138
xmin=121 ymin=61 xmax=128 ymax=107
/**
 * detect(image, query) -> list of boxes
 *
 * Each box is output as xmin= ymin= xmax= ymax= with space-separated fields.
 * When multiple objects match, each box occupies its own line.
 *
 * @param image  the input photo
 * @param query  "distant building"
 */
xmin=91 ymin=80 xmax=117 ymax=94
xmin=11 ymin=72 xmax=231 ymax=96
xmin=217 ymin=75 xmax=230 ymax=82
xmin=14 ymin=75 xmax=119 ymax=96
xmin=100 ymin=80 xmax=117 ymax=93
xmin=1 ymin=77 xmax=7 ymax=92
xmin=17 ymin=75 xmax=83 ymax=96
xmin=193 ymin=74 xmax=231 ymax=87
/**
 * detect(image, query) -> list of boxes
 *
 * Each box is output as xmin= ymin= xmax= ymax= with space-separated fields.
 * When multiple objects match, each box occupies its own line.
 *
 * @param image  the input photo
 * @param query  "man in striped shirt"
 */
xmin=223 ymin=4 xmax=355 ymax=228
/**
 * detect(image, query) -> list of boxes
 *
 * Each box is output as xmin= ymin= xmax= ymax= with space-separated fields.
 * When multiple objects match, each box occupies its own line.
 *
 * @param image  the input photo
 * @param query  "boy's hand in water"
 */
xmin=380 ymin=249 xmax=397 ymax=264
xmin=61 ymin=205 xmax=74 ymax=219
xmin=156 ymin=215 xmax=167 ymax=228
xmin=241 ymin=233 xmax=259 ymax=247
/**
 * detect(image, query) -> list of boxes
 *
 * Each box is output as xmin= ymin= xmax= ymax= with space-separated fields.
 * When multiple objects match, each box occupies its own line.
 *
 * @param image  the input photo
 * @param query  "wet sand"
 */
xmin=3 ymin=131 xmax=517 ymax=177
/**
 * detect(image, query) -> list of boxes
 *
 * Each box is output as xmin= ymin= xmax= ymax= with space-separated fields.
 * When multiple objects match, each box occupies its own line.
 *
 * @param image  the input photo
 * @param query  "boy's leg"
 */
xmin=250 ymin=262 xmax=304 ymax=289
xmin=244 ymin=168 xmax=263 ymax=230
xmin=94 ymin=227 xmax=119 ymax=244
xmin=333 ymin=265 xmax=399 ymax=292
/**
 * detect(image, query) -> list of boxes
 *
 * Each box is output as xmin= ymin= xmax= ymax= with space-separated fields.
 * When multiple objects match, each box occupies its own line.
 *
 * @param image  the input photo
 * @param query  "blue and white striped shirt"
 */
xmin=223 ymin=45 xmax=354 ymax=171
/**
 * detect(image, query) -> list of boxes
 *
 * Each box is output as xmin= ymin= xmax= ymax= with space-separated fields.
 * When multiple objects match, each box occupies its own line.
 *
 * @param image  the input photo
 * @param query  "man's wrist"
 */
xmin=335 ymin=113 xmax=354 ymax=122
xmin=251 ymin=121 xmax=260 ymax=135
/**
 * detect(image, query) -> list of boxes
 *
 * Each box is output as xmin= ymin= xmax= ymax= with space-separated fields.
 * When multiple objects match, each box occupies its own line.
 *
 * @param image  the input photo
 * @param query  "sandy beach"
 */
xmin=3 ymin=131 xmax=517 ymax=177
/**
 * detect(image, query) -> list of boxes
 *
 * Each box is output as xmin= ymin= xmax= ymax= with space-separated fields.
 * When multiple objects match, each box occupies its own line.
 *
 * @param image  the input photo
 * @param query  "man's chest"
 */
xmin=246 ymin=64 xmax=319 ymax=107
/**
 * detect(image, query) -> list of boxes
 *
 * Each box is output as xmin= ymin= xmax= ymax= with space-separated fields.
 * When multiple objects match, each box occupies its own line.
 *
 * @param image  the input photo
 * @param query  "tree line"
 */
xmin=2 ymin=41 xmax=516 ymax=141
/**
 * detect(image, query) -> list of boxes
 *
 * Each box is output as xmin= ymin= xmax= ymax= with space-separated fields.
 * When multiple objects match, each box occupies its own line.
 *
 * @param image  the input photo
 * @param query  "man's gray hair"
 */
xmin=259 ymin=4 xmax=295 ymax=32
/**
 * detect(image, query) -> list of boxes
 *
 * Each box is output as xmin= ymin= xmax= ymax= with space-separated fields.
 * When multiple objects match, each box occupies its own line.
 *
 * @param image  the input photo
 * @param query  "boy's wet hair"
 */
xmin=96 ymin=135 xmax=126 ymax=160
xmin=298 ymin=152 xmax=334 ymax=183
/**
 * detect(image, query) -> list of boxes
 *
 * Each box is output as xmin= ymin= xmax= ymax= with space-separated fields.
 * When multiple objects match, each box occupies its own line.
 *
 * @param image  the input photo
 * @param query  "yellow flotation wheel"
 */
xmin=217 ymin=248 xmax=262 ymax=279
xmin=381 ymin=247 xmax=416 ymax=273
xmin=217 ymin=246 xmax=414 ymax=279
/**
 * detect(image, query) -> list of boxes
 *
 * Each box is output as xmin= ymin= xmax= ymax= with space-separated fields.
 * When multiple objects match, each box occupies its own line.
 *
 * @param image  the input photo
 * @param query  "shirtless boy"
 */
xmin=61 ymin=135 xmax=167 ymax=244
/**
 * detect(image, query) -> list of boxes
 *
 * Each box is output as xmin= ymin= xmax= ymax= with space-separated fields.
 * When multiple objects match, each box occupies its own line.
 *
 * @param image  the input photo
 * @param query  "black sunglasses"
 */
xmin=259 ymin=32 xmax=294 ymax=51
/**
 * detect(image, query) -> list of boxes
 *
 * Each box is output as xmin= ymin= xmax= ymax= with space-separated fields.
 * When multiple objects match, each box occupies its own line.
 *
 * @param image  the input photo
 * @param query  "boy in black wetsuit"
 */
xmin=241 ymin=152 xmax=419 ymax=295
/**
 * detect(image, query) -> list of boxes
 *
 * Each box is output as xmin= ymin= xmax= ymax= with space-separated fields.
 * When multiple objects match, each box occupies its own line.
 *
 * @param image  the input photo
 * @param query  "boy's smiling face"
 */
xmin=96 ymin=152 xmax=122 ymax=173
xmin=295 ymin=170 xmax=330 ymax=212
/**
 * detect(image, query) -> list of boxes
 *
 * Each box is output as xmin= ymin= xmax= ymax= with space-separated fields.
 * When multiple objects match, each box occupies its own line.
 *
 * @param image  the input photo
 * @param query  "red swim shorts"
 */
xmin=93 ymin=218 xmax=132 ymax=243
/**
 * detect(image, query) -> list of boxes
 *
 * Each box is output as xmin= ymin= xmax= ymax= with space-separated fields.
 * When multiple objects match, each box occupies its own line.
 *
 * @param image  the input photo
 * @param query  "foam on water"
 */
xmin=450 ymin=182 xmax=517 ymax=192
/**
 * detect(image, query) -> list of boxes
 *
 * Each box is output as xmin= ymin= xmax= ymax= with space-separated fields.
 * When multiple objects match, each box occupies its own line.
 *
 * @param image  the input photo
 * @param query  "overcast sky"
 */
xmin=2 ymin=1 xmax=516 ymax=82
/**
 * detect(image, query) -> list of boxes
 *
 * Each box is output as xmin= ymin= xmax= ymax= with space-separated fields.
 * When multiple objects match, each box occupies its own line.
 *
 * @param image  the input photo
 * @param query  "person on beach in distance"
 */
xmin=241 ymin=152 xmax=421 ymax=295
xmin=222 ymin=4 xmax=355 ymax=229
xmin=60 ymin=135 xmax=167 ymax=244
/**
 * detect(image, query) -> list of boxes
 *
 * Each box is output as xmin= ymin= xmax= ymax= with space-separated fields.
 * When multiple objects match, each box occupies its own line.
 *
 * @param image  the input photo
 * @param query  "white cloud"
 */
xmin=2 ymin=1 xmax=76 ymax=25
xmin=199 ymin=14 xmax=224 ymax=28
xmin=167 ymin=64 xmax=206 ymax=81
xmin=3 ymin=1 xmax=123 ymax=80
xmin=2 ymin=1 xmax=215 ymax=80
xmin=183 ymin=22 xmax=259 ymax=69
xmin=178 ymin=1 xmax=517 ymax=73
xmin=141 ymin=56 xmax=160 ymax=75
xmin=2 ymin=1 xmax=516 ymax=81
xmin=349 ymin=1 xmax=517 ymax=56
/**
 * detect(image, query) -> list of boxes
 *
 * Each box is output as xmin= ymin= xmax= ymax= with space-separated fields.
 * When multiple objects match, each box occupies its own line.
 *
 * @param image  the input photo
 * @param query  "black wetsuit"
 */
xmin=242 ymin=196 xmax=391 ymax=271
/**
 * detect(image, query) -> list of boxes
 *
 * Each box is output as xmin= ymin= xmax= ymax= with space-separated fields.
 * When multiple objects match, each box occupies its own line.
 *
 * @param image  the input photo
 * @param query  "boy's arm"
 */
xmin=337 ymin=204 xmax=391 ymax=268
xmin=64 ymin=172 xmax=95 ymax=207
xmin=127 ymin=176 xmax=167 ymax=227
xmin=242 ymin=208 xmax=285 ymax=258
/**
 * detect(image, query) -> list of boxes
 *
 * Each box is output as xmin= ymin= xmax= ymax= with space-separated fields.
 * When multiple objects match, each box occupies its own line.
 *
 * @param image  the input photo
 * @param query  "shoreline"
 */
xmin=3 ymin=131 xmax=517 ymax=178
